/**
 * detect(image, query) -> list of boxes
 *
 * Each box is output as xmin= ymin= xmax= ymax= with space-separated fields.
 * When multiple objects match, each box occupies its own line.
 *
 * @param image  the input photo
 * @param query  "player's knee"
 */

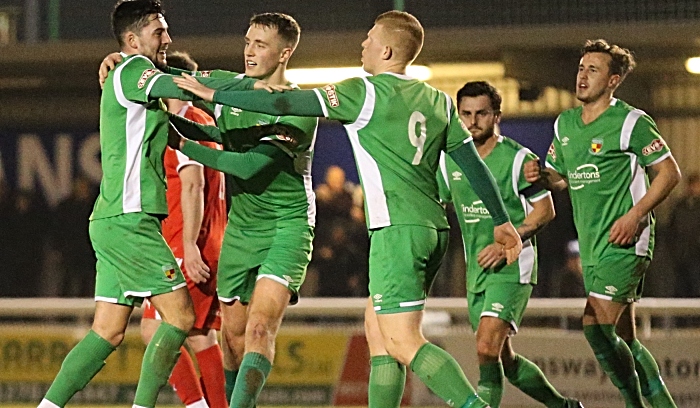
xmin=246 ymin=320 xmax=274 ymax=345
xmin=476 ymin=338 xmax=501 ymax=360
xmin=95 ymin=329 xmax=125 ymax=347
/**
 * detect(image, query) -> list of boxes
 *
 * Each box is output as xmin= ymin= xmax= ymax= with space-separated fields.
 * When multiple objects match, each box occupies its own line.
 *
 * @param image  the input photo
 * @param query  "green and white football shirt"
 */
xmin=206 ymin=72 xmax=319 ymax=231
xmin=92 ymin=54 xmax=171 ymax=219
xmin=439 ymin=136 xmax=549 ymax=293
xmin=313 ymin=73 xmax=471 ymax=230
xmin=546 ymin=98 xmax=671 ymax=266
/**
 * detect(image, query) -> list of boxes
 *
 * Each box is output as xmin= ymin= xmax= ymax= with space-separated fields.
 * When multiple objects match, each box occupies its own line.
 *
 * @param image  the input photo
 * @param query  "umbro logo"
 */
xmin=373 ymin=294 xmax=382 ymax=303
xmin=491 ymin=302 xmax=504 ymax=312
xmin=230 ymin=107 xmax=242 ymax=116
xmin=452 ymin=171 xmax=462 ymax=181
xmin=605 ymin=286 xmax=618 ymax=295
xmin=561 ymin=136 xmax=570 ymax=146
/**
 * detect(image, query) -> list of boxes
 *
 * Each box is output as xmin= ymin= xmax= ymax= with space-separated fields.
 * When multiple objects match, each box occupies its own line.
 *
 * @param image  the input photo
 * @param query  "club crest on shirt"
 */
xmin=198 ymin=70 xmax=212 ymax=78
xmin=547 ymin=143 xmax=557 ymax=161
xmin=137 ymin=69 xmax=158 ymax=89
xmin=162 ymin=265 xmax=177 ymax=281
xmin=642 ymin=138 xmax=665 ymax=156
xmin=590 ymin=138 xmax=603 ymax=155
xmin=323 ymin=84 xmax=339 ymax=107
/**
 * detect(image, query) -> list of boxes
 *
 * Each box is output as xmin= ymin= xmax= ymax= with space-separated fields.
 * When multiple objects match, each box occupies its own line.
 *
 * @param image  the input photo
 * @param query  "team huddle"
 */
xmin=36 ymin=1 xmax=681 ymax=408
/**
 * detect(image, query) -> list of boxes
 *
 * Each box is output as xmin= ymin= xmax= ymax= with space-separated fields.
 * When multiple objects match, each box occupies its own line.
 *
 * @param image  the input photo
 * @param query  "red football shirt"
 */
xmin=161 ymin=105 xmax=226 ymax=285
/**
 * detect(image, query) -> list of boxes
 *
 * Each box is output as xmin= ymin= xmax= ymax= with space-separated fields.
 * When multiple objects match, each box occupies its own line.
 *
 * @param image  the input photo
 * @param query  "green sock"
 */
xmin=504 ymin=354 xmax=566 ymax=408
xmin=44 ymin=330 xmax=115 ymax=407
xmin=583 ymin=324 xmax=644 ymax=408
xmin=478 ymin=361 xmax=504 ymax=408
xmin=409 ymin=343 xmax=488 ymax=408
xmin=627 ymin=339 xmax=677 ymax=408
xmin=230 ymin=352 xmax=272 ymax=408
xmin=133 ymin=322 xmax=188 ymax=408
xmin=369 ymin=355 xmax=406 ymax=408
xmin=225 ymin=368 xmax=239 ymax=404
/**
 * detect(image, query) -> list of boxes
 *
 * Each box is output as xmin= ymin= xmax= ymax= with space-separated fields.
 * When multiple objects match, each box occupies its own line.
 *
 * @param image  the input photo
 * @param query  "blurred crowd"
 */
xmin=1 ymin=171 xmax=699 ymax=299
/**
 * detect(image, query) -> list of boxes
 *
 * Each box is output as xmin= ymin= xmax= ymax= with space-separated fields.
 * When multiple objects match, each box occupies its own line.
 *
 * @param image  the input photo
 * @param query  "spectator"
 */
xmin=51 ymin=177 xmax=97 ymax=297
xmin=5 ymin=189 xmax=47 ymax=297
xmin=668 ymin=172 xmax=700 ymax=298
xmin=556 ymin=240 xmax=586 ymax=298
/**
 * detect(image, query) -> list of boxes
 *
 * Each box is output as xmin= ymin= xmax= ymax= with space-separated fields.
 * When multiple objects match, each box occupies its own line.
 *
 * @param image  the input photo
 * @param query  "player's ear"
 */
xmin=125 ymin=31 xmax=138 ymax=49
xmin=279 ymin=47 xmax=293 ymax=64
xmin=382 ymin=45 xmax=392 ymax=61
xmin=608 ymin=74 xmax=621 ymax=89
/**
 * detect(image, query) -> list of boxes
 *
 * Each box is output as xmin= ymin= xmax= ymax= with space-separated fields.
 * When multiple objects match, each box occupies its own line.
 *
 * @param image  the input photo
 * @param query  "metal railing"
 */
xmin=1 ymin=297 xmax=699 ymax=338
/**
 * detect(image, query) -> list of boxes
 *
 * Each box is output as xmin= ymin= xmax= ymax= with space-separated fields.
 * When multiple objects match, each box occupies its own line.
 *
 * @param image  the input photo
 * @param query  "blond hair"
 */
xmin=374 ymin=11 xmax=424 ymax=64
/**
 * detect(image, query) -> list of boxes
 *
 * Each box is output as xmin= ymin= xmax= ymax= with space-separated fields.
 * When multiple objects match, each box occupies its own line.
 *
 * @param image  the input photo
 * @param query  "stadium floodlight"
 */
xmin=685 ymin=57 xmax=700 ymax=74
xmin=286 ymin=65 xmax=432 ymax=85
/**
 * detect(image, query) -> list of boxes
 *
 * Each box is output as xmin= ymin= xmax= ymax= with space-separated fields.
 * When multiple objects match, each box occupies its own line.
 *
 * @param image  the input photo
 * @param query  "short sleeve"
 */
xmin=119 ymin=56 xmax=166 ymax=103
xmin=436 ymin=152 xmax=452 ymax=204
xmin=261 ymin=115 xmax=318 ymax=153
xmin=627 ymin=114 xmax=671 ymax=167
xmin=545 ymin=116 xmax=566 ymax=175
xmin=312 ymin=77 xmax=366 ymax=123
xmin=445 ymin=103 xmax=472 ymax=152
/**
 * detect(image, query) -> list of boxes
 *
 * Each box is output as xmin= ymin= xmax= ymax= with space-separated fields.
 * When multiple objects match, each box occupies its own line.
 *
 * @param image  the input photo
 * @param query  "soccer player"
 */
xmin=437 ymin=81 xmax=581 ymax=408
xmin=140 ymin=51 xmax=228 ymax=408
xmin=166 ymin=13 xmax=318 ymax=408
xmin=174 ymin=11 xmax=523 ymax=408
xmin=38 ymin=2 xmax=269 ymax=408
xmin=524 ymin=39 xmax=680 ymax=408
xmin=97 ymin=12 xmax=310 ymax=407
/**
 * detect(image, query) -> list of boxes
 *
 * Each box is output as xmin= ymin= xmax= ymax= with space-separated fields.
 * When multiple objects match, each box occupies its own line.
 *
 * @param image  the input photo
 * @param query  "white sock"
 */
xmin=37 ymin=399 xmax=61 ymax=408
xmin=186 ymin=398 xmax=210 ymax=408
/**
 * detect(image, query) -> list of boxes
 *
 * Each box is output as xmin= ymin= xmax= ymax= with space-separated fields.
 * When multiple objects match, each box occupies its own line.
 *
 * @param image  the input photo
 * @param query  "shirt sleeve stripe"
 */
xmin=312 ymin=88 xmax=329 ymax=118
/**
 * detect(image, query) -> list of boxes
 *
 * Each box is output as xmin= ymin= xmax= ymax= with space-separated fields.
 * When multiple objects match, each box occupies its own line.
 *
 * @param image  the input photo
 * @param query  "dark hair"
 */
xmin=167 ymin=51 xmax=197 ymax=71
xmin=456 ymin=81 xmax=502 ymax=112
xmin=111 ymin=0 xmax=165 ymax=47
xmin=582 ymin=39 xmax=636 ymax=81
xmin=249 ymin=13 xmax=301 ymax=50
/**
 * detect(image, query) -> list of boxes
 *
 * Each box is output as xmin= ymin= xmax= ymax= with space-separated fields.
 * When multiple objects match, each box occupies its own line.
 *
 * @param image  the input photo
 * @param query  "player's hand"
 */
xmin=173 ymin=73 xmax=216 ymax=102
xmin=99 ymin=52 xmax=123 ymax=89
xmin=183 ymin=244 xmax=210 ymax=284
xmin=493 ymin=222 xmax=522 ymax=265
xmin=477 ymin=243 xmax=507 ymax=269
xmin=523 ymin=159 xmax=542 ymax=184
xmin=254 ymin=80 xmax=292 ymax=93
xmin=609 ymin=209 xmax=646 ymax=246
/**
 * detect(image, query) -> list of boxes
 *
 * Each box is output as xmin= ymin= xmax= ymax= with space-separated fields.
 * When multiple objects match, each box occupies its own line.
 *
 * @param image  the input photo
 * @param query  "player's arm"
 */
xmin=177 ymin=161 xmax=211 ymax=284
xmin=169 ymin=128 xmax=287 ymax=180
xmin=518 ymin=192 xmax=555 ymax=242
xmin=610 ymin=116 xmax=681 ymax=245
xmin=523 ymin=162 xmax=568 ymax=191
xmin=148 ymin=75 xmax=257 ymax=100
xmin=169 ymin=114 xmax=223 ymax=143
xmin=174 ymin=73 xmax=325 ymax=117
xmin=445 ymin=109 xmax=521 ymax=264
xmin=609 ymin=155 xmax=681 ymax=245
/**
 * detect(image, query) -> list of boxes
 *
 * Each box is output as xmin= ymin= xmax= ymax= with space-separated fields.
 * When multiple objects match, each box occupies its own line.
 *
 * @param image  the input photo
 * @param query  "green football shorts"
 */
xmin=584 ymin=255 xmax=649 ymax=303
xmin=217 ymin=225 xmax=313 ymax=305
xmin=468 ymin=282 xmax=533 ymax=333
xmin=90 ymin=212 xmax=186 ymax=307
xmin=369 ymin=225 xmax=449 ymax=314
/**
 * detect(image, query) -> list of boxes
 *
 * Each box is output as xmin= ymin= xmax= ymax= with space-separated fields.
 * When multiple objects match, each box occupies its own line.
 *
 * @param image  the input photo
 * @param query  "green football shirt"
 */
xmin=313 ymin=73 xmax=472 ymax=230
xmin=439 ymin=136 xmax=549 ymax=293
xmin=92 ymin=54 xmax=171 ymax=219
xmin=546 ymin=98 xmax=671 ymax=266
xmin=205 ymin=71 xmax=319 ymax=230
